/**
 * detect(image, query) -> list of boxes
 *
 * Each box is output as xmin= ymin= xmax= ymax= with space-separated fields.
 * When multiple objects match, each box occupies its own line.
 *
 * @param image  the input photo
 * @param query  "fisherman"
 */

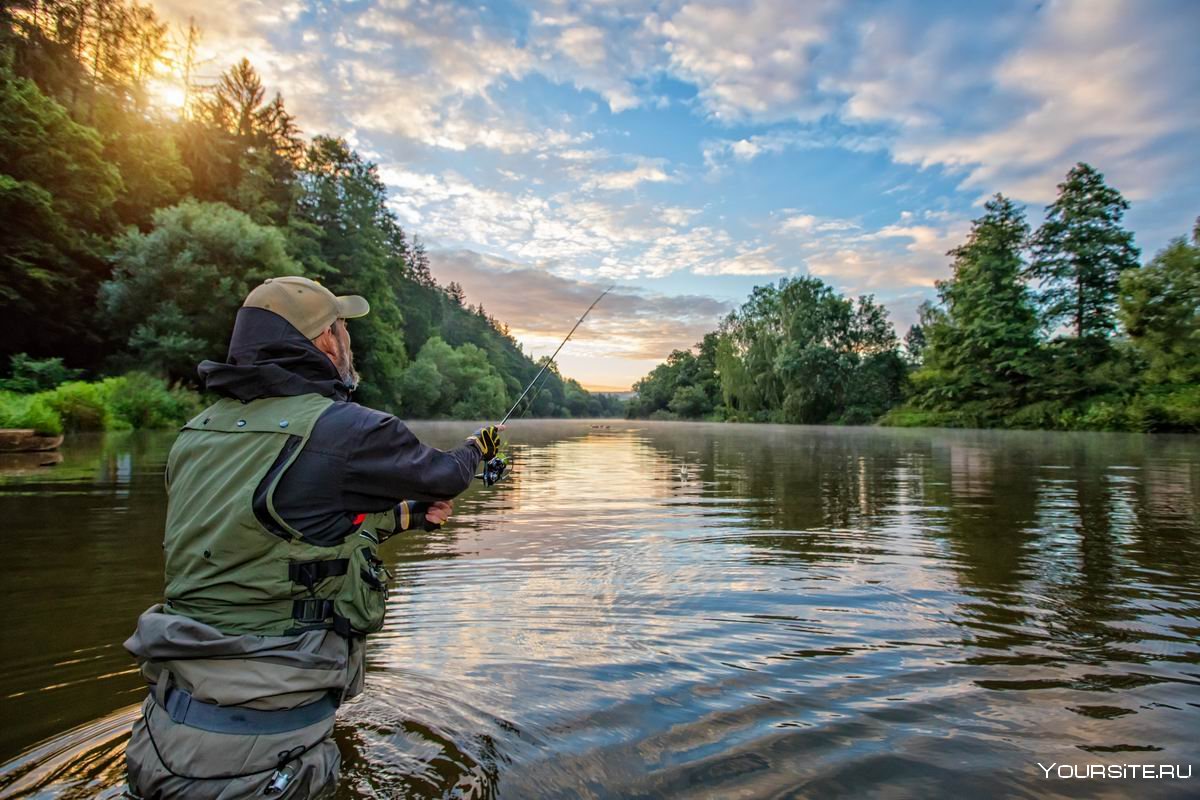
xmin=123 ymin=276 xmax=503 ymax=799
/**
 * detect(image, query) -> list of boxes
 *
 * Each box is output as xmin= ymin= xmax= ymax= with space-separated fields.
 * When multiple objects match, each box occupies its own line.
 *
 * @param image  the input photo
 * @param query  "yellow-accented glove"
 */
xmin=468 ymin=426 xmax=502 ymax=461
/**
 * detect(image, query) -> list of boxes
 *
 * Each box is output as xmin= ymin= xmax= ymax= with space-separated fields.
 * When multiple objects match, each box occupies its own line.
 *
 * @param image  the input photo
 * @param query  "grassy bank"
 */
xmin=881 ymin=384 xmax=1200 ymax=433
xmin=0 ymin=373 xmax=202 ymax=436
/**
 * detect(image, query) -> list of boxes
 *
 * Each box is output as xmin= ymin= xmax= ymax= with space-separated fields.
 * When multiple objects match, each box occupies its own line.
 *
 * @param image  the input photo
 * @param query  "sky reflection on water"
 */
xmin=0 ymin=422 xmax=1197 ymax=799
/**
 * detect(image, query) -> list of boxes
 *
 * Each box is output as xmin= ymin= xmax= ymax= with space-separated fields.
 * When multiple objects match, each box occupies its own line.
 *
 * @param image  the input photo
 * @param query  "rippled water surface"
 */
xmin=1 ymin=421 xmax=1197 ymax=798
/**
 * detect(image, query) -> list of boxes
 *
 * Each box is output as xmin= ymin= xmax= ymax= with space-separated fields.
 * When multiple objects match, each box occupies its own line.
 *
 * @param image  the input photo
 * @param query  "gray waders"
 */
xmin=125 ymin=606 xmax=366 ymax=799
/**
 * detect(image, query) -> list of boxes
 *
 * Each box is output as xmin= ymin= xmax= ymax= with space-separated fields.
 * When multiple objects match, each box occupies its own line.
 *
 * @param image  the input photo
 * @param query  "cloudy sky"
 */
xmin=150 ymin=0 xmax=1199 ymax=390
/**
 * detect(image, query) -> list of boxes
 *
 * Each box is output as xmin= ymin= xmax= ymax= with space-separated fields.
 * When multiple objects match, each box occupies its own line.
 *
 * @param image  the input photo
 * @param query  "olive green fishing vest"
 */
xmin=162 ymin=393 xmax=394 ymax=637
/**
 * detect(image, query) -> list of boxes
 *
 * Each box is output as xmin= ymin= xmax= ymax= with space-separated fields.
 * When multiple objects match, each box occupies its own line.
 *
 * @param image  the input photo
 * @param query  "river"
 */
xmin=0 ymin=421 xmax=1196 ymax=798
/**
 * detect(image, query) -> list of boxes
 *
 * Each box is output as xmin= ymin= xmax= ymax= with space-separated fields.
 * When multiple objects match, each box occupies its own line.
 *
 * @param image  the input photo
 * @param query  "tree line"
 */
xmin=0 ymin=1 xmax=622 ymax=420
xmin=628 ymin=165 xmax=1198 ymax=433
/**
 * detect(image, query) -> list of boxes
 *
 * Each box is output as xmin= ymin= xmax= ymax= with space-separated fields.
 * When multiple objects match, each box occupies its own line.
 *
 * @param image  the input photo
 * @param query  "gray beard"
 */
xmin=336 ymin=357 xmax=357 ymax=393
xmin=331 ymin=334 xmax=359 ymax=391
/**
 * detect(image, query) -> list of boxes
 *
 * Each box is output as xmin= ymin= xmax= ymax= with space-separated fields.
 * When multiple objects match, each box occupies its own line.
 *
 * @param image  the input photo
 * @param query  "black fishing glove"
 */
xmin=397 ymin=500 xmax=454 ymax=531
xmin=468 ymin=426 xmax=502 ymax=461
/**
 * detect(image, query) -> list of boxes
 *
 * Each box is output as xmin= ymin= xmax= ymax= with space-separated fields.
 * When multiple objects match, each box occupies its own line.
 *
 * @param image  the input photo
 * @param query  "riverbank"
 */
xmin=881 ymin=383 xmax=1200 ymax=433
xmin=628 ymin=382 xmax=1200 ymax=434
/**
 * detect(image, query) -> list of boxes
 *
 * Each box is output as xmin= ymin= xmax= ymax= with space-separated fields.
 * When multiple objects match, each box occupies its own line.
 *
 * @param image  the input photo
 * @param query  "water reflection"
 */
xmin=0 ymin=422 xmax=1197 ymax=799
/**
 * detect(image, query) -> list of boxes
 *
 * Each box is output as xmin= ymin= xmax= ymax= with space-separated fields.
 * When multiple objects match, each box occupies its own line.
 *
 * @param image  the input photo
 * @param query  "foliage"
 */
xmin=630 ymin=280 xmax=905 ymax=425
xmin=628 ymin=335 xmax=721 ymax=420
xmin=289 ymin=136 xmax=409 ymax=410
xmin=633 ymin=175 xmax=1196 ymax=434
xmin=0 ymin=372 xmax=201 ymax=435
xmin=103 ymin=372 xmax=203 ymax=429
xmin=0 ymin=353 xmax=82 ymax=392
xmin=100 ymin=199 xmax=300 ymax=380
xmin=105 ymin=118 xmax=191 ymax=228
xmin=185 ymin=58 xmax=302 ymax=223
xmin=878 ymin=407 xmax=967 ymax=429
xmin=0 ymin=67 xmax=121 ymax=365
xmin=1119 ymin=226 xmax=1200 ymax=385
xmin=1029 ymin=163 xmax=1139 ymax=340
xmin=400 ymin=337 xmax=508 ymax=419
xmin=905 ymin=195 xmax=1042 ymax=423
xmin=0 ymin=390 xmax=63 ymax=435
xmin=43 ymin=380 xmax=112 ymax=431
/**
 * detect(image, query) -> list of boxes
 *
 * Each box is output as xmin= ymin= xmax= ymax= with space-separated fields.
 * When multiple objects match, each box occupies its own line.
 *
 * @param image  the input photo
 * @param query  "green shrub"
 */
xmin=1127 ymin=385 xmax=1200 ymax=433
xmin=837 ymin=405 xmax=877 ymax=426
xmin=1 ymin=374 xmax=201 ymax=436
xmin=44 ymin=381 xmax=113 ymax=432
xmin=880 ymin=406 xmax=965 ymax=428
xmin=0 ymin=354 xmax=83 ymax=393
xmin=103 ymin=373 xmax=202 ymax=429
xmin=1004 ymin=401 xmax=1063 ymax=430
xmin=0 ymin=391 xmax=64 ymax=435
xmin=1073 ymin=399 xmax=1130 ymax=432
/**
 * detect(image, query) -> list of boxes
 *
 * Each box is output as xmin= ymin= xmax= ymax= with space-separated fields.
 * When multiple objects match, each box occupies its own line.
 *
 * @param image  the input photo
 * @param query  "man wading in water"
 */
xmin=123 ymin=276 xmax=503 ymax=798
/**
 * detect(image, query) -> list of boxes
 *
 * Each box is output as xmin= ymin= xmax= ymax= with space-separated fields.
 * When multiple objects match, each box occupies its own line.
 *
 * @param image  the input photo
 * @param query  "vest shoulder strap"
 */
xmin=184 ymin=394 xmax=334 ymax=435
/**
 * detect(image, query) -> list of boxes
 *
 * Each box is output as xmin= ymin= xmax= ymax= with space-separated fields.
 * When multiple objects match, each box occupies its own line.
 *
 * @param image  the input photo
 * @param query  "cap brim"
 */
xmin=336 ymin=295 xmax=370 ymax=319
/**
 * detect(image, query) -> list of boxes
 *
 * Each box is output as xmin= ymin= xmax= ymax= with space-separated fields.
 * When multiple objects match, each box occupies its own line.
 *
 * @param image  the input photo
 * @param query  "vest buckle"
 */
xmin=292 ymin=597 xmax=333 ymax=625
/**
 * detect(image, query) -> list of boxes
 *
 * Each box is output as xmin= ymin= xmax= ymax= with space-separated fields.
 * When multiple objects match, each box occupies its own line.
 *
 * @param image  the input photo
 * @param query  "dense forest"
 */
xmin=628 ymin=168 xmax=1198 ymax=433
xmin=0 ymin=0 xmax=622 ymax=432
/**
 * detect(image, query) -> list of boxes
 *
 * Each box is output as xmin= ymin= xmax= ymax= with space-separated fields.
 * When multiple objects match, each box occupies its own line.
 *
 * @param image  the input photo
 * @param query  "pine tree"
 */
xmin=1029 ymin=163 xmax=1139 ymax=340
xmin=913 ymin=195 xmax=1041 ymax=420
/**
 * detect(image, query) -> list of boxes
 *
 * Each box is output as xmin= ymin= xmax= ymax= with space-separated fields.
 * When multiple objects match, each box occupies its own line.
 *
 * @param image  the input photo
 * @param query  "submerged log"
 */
xmin=0 ymin=429 xmax=65 ymax=452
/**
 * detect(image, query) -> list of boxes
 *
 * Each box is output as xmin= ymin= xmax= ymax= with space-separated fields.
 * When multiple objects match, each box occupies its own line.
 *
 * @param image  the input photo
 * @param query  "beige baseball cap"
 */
xmin=243 ymin=276 xmax=370 ymax=339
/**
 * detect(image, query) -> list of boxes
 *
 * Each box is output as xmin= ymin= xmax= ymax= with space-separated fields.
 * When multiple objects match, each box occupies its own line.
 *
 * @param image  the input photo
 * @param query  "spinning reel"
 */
xmin=479 ymin=453 xmax=510 ymax=486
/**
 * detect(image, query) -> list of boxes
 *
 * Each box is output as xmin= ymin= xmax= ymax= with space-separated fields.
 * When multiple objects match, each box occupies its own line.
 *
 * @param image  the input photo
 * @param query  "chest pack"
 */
xmin=162 ymin=393 xmax=395 ymax=637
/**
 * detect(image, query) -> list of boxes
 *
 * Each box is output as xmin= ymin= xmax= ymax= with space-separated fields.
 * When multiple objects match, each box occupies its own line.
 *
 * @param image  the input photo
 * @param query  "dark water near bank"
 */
xmin=0 ymin=421 xmax=1197 ymax=798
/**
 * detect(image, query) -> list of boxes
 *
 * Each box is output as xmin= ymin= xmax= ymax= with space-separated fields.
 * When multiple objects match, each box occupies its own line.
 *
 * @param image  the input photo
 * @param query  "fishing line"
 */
xmin=475 ymin=286 xmax=614 ymax=487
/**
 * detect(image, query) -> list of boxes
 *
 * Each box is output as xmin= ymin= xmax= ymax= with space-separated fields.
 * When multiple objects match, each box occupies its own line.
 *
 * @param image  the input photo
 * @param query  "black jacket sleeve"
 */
xmin=339 ymin=405 xmax=480 ymax=506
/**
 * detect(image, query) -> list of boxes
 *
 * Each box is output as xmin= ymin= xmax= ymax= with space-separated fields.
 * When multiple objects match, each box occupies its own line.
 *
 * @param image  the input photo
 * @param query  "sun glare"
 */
xmin=146 ymin=75 xmax=188 ymax=115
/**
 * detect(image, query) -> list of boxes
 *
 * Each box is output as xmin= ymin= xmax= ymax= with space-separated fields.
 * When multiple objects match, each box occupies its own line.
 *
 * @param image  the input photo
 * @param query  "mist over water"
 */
xmin=1 ymin=421 xmax=1197 ymax=799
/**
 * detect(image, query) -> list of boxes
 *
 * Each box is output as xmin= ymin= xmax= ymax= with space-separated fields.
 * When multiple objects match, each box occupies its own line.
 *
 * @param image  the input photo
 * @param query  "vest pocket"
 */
xmin=334 ymin=545 xmax=390 ymax=635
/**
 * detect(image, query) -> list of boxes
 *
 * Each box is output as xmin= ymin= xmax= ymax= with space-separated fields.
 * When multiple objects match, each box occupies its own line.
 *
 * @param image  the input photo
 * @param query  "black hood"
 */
xmin=198 ymin=307 xmax=351 ymax=402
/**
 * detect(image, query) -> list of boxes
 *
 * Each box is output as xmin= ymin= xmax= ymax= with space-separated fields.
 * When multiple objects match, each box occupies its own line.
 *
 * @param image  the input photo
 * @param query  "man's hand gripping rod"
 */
xmin=477 ymin=285 xmax=615 ymax=486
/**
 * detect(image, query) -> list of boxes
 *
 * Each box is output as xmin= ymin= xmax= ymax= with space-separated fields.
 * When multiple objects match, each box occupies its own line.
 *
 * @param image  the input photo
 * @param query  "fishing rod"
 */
xmin=500 ymin=286 xmax=614 ymax=425
xmin=477 ymin=285 xmax=614 ymax=486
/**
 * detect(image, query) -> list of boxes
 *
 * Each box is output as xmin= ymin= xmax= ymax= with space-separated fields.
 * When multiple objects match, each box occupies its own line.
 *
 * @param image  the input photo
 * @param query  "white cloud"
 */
xmin=833 ymin=0 xmax=1200 ymax=203
xmin=701 ymin=128 xmax=887 ymax=174
xmin=789 ymin=210 xmax=972 ymax=297
xmin=779 ymin=213 xmax=859 ymax=234
xmin=694 ymin=245 xmax=790 ymax=276
xmin=660 ymin=206 xmax=700 ymax=227
xmin=556 ymin=25 xmax=609 ymax=68
xmin=654 ymin=0 xmax=841 ymax=121
xmin=581 ymin=161 xmax=673 ymax=191
xmin=530 ymin=3 xmax=662 ymax=113
xmin=145 ymin=0 xmax=1197 ymax=356
xmin=380 ymin=166 xmax=766 ymax=281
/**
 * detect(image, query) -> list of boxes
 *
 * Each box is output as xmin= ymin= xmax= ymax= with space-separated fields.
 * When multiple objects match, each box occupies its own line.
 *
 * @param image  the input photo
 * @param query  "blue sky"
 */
xmin=153 ymin=0 xmax=1199 ymax=389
